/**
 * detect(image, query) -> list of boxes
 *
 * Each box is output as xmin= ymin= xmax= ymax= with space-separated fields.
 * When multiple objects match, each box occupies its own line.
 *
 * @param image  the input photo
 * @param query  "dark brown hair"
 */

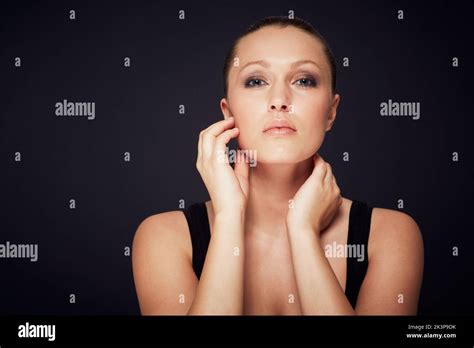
xmin=222 ymin=16 xmax=337 ymax=97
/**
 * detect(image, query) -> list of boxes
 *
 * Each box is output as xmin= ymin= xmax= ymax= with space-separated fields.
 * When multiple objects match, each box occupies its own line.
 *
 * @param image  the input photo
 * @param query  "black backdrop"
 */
xmin=0 ymin=0 xmax=473 ymax=315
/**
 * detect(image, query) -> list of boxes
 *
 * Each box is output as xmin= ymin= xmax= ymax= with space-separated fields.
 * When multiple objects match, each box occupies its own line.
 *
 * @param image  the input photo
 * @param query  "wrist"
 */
xmin=287 ymin=222 xmax=320 ymax=239
xmin=286 ymin=218 xmax=317 ymax=232
xmin=214 ymin=209 xmax=246 ymax=224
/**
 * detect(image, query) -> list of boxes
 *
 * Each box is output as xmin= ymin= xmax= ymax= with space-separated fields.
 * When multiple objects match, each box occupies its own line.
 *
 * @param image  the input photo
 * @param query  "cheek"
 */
xmin=229 ymin=99 xmax=262 ymax=149
xmin=298 ymin=93 xmax=330 ymax=119
xmin=235 ymin=116 xmax=257 ymax=150
xmin=305 ymin=125 xmax=326 ymax=154
xmin=293 ymin=99 xmax=330 ymax=154
xmin=297 ymin=96 xmax=331 ymax=135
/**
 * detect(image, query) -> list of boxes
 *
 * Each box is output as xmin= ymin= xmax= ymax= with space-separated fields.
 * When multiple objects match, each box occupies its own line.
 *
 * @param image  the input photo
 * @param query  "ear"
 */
xmin=220 ymin=97 xmax=233 ymax=120
xmin=326 ymin=93 xmax=340 ymax=132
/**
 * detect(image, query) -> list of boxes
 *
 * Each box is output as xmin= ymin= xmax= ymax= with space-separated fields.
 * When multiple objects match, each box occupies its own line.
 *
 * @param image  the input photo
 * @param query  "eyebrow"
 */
xmin=239 ymin=59 xmax=322 ymax=73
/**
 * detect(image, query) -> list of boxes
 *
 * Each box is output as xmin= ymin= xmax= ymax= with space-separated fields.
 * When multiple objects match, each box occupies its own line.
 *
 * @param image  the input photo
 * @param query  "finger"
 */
xmin=202 ymin=118 xmax=235 ymax=157
xmin=333 ymin=174 xmax=340 ymax=192
xmin=205 ymin=117 xmax=235 ymax=137
xmin=324 ymin=163 xmax=333 ymax=184
xmin=314 ymin=154 xmax=327 ymax=180
xmin=329 ymin=169 xmax=341 ymax=196
xmin=334 ymin=181 xmax=342 ymax=200
xmin=197 ymin=129 xmax=204 ymax=165
xmin=214 ymin=128 xmax=240 ymax=157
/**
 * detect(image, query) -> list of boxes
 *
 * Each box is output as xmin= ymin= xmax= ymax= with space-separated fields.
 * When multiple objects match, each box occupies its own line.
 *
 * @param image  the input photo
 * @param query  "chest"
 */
xmin=242 ymin=230 xmax=348 ymax=315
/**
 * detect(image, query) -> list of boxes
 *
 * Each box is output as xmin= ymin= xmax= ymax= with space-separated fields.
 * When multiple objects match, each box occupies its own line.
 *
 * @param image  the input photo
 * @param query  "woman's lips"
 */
xmin=263 ymin=127 xmax=296 ymax=136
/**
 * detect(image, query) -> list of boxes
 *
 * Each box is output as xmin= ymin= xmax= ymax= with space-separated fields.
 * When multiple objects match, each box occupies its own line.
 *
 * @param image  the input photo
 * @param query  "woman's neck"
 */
xmin=245 ymin=157 xmax=314 ymax=240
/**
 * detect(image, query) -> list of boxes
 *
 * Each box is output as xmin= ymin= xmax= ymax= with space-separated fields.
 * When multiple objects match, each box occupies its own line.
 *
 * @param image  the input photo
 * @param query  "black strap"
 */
xmin=345 ymin=199 xmax=373 ymax=309
xmin=182 ymin=202 xmax=210 ymax=279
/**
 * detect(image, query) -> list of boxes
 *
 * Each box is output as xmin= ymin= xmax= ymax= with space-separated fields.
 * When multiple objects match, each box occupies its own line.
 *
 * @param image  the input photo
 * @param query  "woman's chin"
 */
xmin=253 ymin=155 xmax=307 ymax=165
xmin=238 ymin=143 xmax=316 ymax=165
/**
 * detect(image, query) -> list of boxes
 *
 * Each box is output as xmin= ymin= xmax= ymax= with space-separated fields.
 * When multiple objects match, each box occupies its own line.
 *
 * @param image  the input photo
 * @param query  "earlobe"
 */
xmin=220 ymin=97 xmax=233 ymax=120
xmin=326 ymin=120 xmax=334 ymax=132
xmin=326 ymin=114 xmax=336 ymax=132
xmin=326 ymin=94 xmax=340 ymax=131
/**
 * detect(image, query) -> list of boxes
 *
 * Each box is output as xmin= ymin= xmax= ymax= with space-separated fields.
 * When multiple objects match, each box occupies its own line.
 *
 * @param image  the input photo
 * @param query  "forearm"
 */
xmin=187 ymin=211 xmax=246 ymax=315
xmin=287 ymin=226 xmax=355 ymax=315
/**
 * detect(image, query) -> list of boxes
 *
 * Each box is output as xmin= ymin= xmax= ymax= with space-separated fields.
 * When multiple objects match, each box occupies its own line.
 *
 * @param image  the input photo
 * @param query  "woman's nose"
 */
xmin=270 ymin=103 xmax=289 ymax=111
xmin=268 ymin=81 xmax=291 ymax=112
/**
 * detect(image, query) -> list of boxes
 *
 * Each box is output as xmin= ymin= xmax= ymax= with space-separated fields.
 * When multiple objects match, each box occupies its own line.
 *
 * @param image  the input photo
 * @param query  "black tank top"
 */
xmin=182 ymin=199 xmax=373 ymax=310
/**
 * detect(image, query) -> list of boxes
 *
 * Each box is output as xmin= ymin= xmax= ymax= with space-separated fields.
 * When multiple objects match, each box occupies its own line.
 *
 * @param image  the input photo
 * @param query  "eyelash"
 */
xmin=244 ymin=76 xmax=317 ymax=88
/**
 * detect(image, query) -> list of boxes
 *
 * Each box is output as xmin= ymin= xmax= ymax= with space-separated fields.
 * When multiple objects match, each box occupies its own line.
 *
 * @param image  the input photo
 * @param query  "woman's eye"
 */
xmin=244 ymin=78 xmax=266 ymax=88
xmin=295 ymin=77 xmax=317 ymax=88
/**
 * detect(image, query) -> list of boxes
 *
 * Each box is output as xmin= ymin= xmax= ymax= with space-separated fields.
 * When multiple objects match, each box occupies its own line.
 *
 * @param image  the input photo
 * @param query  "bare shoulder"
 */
xmin=132 ymin=210 xmax=192 ymax=261
xmin=368 ymin=206 xmax=424 ymax=262
xmin=131 ymin=210 xmax=196 ymax=315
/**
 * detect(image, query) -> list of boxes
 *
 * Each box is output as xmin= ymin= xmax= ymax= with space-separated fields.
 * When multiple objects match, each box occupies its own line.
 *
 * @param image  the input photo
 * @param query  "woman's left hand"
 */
xmin=286 ymin=153 xmax=342 ymax=236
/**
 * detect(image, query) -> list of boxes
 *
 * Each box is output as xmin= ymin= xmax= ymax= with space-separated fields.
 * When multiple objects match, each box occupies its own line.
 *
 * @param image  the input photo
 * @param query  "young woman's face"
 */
xmin=221 ymin=26 xmax=340 ymax=164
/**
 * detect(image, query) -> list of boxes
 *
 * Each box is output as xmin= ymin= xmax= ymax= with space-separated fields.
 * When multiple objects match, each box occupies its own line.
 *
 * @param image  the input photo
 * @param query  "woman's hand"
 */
xmin=196 ymin=117 xmax=250 ymax=216
xmin=286 ymin=153 xmax=342 ymax=236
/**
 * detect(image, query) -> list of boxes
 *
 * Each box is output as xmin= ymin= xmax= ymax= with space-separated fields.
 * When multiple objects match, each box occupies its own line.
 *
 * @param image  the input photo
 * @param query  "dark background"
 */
xmin=0 ymin=0 xmax=472 ymax=315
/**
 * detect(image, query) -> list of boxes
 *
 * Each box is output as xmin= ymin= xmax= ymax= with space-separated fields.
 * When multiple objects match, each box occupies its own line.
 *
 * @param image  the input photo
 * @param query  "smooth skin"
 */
xmin=132 ymin=26 xmax=424 ymax=315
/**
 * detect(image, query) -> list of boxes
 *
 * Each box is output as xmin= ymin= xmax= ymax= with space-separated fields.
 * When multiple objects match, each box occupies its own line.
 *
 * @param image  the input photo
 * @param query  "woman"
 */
xmin=132 ymin=16 xmax=424 ymax=315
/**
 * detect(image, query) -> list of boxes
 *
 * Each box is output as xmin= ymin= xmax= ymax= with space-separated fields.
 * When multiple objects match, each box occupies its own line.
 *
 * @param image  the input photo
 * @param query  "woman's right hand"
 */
xmin=196 ymin=117 xmax=250 ymax=216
